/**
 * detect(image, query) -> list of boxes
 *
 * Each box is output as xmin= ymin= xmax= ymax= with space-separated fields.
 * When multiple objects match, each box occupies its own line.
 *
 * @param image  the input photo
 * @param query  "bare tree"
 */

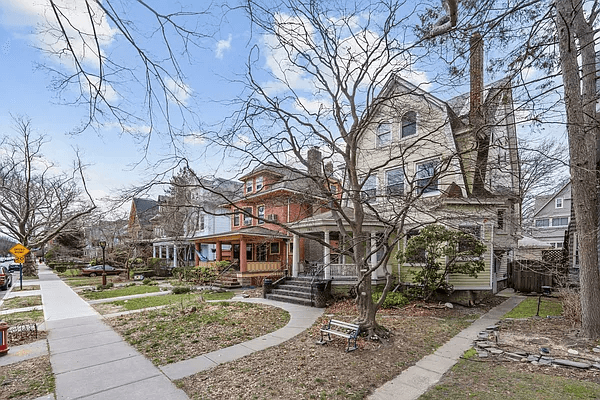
xmin=419 ymin=0 xmax=600 ymax=337
xmin=37 ymin=0 xmax=216 ymax=149
xmin=0 ymin=116 xmax=96 ymax=275
xmin=202 ymin=0 xmax=522 ymax=336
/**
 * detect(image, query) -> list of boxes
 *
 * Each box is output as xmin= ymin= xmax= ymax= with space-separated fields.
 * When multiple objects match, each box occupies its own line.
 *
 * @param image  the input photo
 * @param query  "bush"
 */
xmin=96 ymin=282 xmax=114 ymax=290
xmin=143 ymin=278 xmax=152 ymax=285
xmin=559 ymin=288 xmax=580 ymax=327
xmin=372 ymin=291 xmax=410 ymax=309
xmin=172 ymin=286 xmax=192 ymax=294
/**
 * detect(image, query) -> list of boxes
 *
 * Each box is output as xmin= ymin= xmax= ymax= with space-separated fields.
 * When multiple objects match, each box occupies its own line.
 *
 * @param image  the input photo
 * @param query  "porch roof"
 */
xmin=193 ymin=226 xmax=290 ymax=244
xmin=288 ymin=207 xmax=385 ymax=232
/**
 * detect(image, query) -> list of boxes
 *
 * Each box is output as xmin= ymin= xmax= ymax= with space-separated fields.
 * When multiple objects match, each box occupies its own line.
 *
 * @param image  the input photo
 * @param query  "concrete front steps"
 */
xmin=266 ymin=276 xmax=318 ymax=307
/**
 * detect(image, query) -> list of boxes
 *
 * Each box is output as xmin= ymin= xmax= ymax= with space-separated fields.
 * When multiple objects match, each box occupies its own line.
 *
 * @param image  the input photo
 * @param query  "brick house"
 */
xmin=194 ymin=158 xmax=341 ymax=286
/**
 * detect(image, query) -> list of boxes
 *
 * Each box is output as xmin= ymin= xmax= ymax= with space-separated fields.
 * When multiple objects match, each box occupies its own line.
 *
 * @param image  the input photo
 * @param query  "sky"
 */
xmin=0 ymin=1 xmax=568 ymax=217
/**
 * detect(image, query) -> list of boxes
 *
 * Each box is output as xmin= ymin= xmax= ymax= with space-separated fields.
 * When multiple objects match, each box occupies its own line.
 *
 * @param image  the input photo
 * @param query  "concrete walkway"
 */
xmin=37 ymin=264 xmax=190 ymax=400
xmin=369 ymin=292 xmax=525 ymax=400
xmin=159 ymin=298 xmax=324 ymax=380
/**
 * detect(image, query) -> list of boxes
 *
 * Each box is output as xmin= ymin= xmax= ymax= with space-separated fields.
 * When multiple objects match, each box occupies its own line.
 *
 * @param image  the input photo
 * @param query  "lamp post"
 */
xmin=99 ymin=241 xmax=107 ymax=286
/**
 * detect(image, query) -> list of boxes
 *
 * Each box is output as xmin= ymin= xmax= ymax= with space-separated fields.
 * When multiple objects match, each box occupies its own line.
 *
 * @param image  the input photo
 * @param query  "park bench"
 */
xmin=316 ymin=319 xmax=359 ymax=352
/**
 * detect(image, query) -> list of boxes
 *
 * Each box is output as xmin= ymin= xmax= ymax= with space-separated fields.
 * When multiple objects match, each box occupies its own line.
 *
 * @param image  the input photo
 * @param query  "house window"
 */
xmin=401 ymin=111 xmax=417 ymax=137
xmin=256 ymin=176 xmax=264 ymax=191
xmin=233 ymin=212 xmax=240 ymax=227
xmin=199 ymin=214 xmax=205 ymax=231
xmin=497 ymin=209 xmax=505 ymax=231
xmin=458 ymin=225 xmax=482 ymax=253
xmin=552 ymin=217 xmax=568 ymax=226
xmin=416 ymin=160 xmax=439 ymax=194
xmin=243 ymin=207 xmax=253 ymax=226
xmin=270 ymin=242 xmax=280 ymax=255
xmin=555 ymin=198 xmax=563 ymax=208
xmin=257 ymin=205 xmax=265 ymax=225
xmin=257 ymin=244 xmax=268 ymax=261
xmin=406 ymin=230 xmax=426 ymax=263
xmin=535 ymin=219 xmax=550 ymax=227
xmin=246 ymin=244 xmax=253 ymax=261
xmin=385 ymin=167 xmax=404 ymax=196
xmin=376 ymin=122 xmax=391 ymax=147
xmin=246 ymin=179 xmax=253 ymax=194
xmin=362 ymin=174 xmax=377 ymax=202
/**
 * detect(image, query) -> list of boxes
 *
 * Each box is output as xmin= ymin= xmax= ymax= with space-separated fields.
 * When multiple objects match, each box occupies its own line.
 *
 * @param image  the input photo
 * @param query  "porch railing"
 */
xmin=247 ymin=261 xmax=282 ymax=272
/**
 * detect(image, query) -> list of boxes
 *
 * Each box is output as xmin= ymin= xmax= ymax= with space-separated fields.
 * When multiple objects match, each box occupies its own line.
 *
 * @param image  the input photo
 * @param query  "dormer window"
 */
xmin=256 ymin=176 xmax=263 ymax=191
xmin=401 ymin=111 xmax=417 ymax=138
xmin=376 ymin=122 xmax=391 ymax=147
xmin=246 ymin=179 xmax=253 ymax=194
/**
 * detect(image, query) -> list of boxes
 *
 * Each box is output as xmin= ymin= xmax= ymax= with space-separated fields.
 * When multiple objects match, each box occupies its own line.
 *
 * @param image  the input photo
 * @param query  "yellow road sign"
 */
xmin=9 ymin=244 xmax=29 ymax=257
xmin=14 ymin=256 xmax=25 ymax=264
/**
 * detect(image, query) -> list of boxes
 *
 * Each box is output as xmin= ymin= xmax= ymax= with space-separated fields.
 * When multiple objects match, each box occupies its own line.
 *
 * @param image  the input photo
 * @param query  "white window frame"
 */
xmin=385 ymin=167 xmax=404 ymax=196
xmin=362 ymin=174 xmax=377 ymax=203
xmin=555 ymin=198 xmax=563 ymax=208
xmin=256 ymin=176 xmax=263 ymax=191
xmin=376 ymin=122 xmax=392 ymax=147
xmin=257 ymin=205 xmax=265 ymax=225
xmin=246 ymin=179 xmax=253 ymax=194
xmin=415 ymin=159 xmax=439 ymax=194
xmin=401 ymin=111 xmax=417 ymax=138
xmin=243 ymin=207 xmax=253 ymax=226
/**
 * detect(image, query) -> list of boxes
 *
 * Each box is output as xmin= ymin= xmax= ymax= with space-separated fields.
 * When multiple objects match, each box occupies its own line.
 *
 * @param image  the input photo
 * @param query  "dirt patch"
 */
xmin=0 ymin=356 xmax=54 ymax=400
xmin=106 ymin=301 xmax=290 ymax=365
xmin=176 ymin=298 xmax=498 ymax=399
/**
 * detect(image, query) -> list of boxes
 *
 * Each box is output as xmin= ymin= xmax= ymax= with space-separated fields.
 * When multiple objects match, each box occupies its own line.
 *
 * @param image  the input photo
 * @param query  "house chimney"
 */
xmin=307 ymin=147 xmax=322 ymax=177
xmin=470 ymin=32 xmax=484 ymax=127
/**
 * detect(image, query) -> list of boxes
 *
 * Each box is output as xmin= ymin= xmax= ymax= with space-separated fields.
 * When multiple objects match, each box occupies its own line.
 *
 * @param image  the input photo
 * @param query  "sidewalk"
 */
xmin=37 ymin=264 xmax=189 ymax=400
xmin=369 ymin=290 xmax=525 ymax=400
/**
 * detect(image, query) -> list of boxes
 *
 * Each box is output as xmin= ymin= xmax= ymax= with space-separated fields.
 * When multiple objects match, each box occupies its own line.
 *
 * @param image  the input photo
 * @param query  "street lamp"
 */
xmin=99 ymin=241 xmax=107 ymax=286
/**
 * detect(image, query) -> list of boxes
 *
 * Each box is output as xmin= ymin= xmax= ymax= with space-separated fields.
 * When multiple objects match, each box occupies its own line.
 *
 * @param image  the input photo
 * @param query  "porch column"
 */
xmin=371 ymin=232 xmax=378 ymax=278
xmin=159 ymin=246 xmax=163 ymax=258
xmin=173 ymin=244 xmax=178 ymax=268
xmin=240 ymin=238 xmax=247 ymax=272
xmin=324 ymin=230 xmax=331 ymax=279
xmin=216 ymin=241 xmax=222 ymax=261
xmin=195 ymin=242 xmax=200 ymax=266
xmin=152 ymin=245 xmax=156 ymax=258
xmin=292 ymin=234 xmax=300 ymax=277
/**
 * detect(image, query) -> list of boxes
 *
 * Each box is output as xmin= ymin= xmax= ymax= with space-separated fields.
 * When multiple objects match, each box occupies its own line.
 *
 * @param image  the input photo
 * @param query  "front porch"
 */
xmin=194 ymin=227 xmax=290 ymax=286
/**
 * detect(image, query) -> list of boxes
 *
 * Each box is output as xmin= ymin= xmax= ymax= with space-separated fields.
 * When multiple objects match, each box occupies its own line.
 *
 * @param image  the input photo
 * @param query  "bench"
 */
xmin=316 ymin=319 xmax=359 ymax=352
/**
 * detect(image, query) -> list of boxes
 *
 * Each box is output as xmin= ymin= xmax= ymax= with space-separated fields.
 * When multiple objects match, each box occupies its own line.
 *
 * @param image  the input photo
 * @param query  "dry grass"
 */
xmin=558 ymin=288 xmax=581 ymax=327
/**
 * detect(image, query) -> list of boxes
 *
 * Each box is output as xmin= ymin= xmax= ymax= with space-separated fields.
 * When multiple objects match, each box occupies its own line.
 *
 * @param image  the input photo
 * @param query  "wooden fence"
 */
xmin=509 ymin=249 xmax=567 ymax=293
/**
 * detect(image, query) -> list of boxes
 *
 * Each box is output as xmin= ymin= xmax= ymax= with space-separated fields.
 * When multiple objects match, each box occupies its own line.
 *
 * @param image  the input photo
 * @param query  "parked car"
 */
xmin=81 ymin=265 xmax=125 ymax=277
xmin=7 ymin=263 xmax=20 ymax=273
xmin=0 ymin=265 xmax=13 ymax=290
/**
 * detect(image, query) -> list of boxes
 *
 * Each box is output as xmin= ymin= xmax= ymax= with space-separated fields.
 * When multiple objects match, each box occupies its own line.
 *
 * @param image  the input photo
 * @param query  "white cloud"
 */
xmin=165 ymin=77 xmax=192 ymax=105
xmin=215 ymin=34 xmax=232 ymax=59
xmin=184 ymin=132 xmax=205 ymax=146
xmin=0 ymin=0 xmax=117 ymax=69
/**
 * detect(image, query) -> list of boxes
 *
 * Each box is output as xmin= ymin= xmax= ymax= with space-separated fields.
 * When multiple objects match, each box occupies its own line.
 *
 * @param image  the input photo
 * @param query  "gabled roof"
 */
xmin=132 ymin=198 xmax=159 ymax=227
xmin=531 ymin=181 xmax=571 ymax=219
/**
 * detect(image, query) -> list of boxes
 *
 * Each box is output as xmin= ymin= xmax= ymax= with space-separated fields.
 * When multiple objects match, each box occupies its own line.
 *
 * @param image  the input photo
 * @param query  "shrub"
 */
xmin=558 ymin=288 xmax=581 ymax=327
xmin=96 ymin=282 xmax=114 ymax=290
xmin=172 ymin=286 xmax=192 ymax=294
xmin=372 ymin=291 xmax=410 ymax=309
xmin=143 ymin=278 xmax=152 ymax=285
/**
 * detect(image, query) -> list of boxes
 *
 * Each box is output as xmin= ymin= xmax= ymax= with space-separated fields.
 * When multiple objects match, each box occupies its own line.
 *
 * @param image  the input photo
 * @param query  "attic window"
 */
xmin=376 ymin=122 xmax=391 ymax=147
xmin=256 ymin=176 xmax=264 ymax=191
xmin=246 ymin=180 xmax=253 ymax=194
xmin=401 ymin=111 xmax=417 ymax=137
xmin=555 ymin=198 xmax=563 ymax=208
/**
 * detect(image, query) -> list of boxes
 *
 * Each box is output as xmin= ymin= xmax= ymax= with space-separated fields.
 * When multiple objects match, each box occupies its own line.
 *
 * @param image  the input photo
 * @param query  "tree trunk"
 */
xmin=556 ymin=0 xmax=600 ymax=338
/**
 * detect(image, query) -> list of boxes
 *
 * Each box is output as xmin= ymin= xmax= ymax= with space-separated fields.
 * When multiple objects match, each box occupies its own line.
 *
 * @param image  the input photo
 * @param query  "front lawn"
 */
xmin=1 ymin=310 xmax=44 ymax=324
xmin=0 ymin=295 xmax=42 ymax=310
xmin=80 ymin=285 xmax=161 ymax=300
xmin=106 ymin=301 xmax=290 ymax=365
xmin=420 ymin=349 xmax=600 ymax=399
xmin=93 ymin=291 xmax=236 ymax=314
xmin=0 ymin=356 xmax=55 ymax=400
xmin=503 ymin=296 xmax=563 ymax=319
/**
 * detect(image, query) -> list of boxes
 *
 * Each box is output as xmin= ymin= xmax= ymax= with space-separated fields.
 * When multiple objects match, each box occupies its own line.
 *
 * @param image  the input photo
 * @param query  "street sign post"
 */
xmin=9 ymin=244 xmax=29 ymax=290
